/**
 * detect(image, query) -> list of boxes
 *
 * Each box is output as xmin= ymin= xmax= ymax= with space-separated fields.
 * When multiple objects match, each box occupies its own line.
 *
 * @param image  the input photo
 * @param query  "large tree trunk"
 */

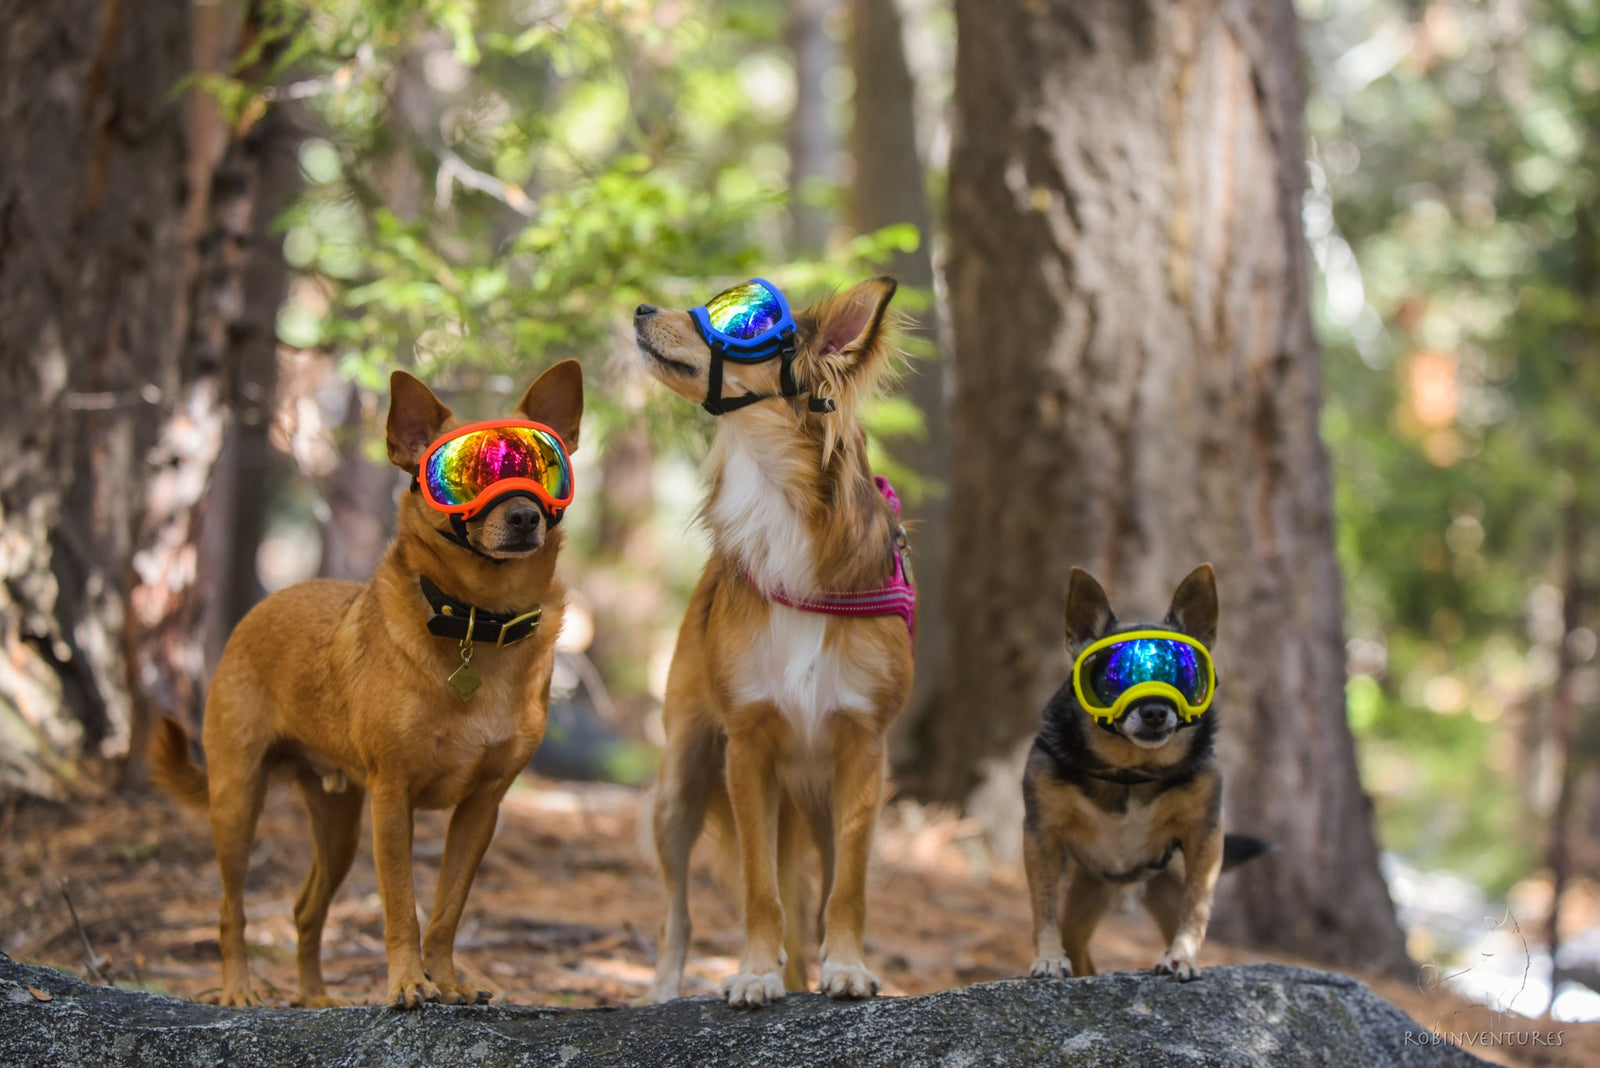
xmin=0 ymin=0 xmax=295 ymax=798
xmin=847 ymin=0 xmax=952 ymax=781
xmin=0 ymin=0 xmax=196 ymax=797
xmin=938 ymin=0 xmax=1409 ymax=973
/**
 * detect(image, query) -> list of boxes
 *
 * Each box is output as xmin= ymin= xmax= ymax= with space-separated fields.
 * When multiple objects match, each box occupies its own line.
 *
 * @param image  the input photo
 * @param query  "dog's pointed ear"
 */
xmin=1165 ymin=564 xmax=1219 ymax=647
xmin=386 ymin=371 xmax=453 ymax=469
xmin=1065 ymin=567 xmax=1116 ymax=651
xmin=811 ymin=276 xmax=897 ymax=362
xmin=516 ymin=359 xmax=584 ymax=453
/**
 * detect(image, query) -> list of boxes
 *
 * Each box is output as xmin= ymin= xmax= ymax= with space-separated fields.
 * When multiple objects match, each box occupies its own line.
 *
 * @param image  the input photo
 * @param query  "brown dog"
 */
xmin=634 ymin=277 xmax=914 ymax=1007
xmin=150 ymin=362 xmax=582 ymax=1009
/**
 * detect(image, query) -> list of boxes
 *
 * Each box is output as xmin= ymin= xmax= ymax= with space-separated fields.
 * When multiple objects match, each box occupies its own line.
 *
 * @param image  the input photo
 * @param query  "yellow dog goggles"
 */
xmin=1071 ymin=629 xmax=1217 ymax=724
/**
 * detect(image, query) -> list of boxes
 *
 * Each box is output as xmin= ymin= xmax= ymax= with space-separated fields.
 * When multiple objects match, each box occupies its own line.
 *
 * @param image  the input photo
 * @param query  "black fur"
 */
xmin=1030 ymin=677 xmax=1218 ymax=798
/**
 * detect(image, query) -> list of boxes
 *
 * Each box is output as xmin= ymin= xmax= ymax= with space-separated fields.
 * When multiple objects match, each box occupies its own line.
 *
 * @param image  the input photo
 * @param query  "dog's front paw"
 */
xmin=1155 ymin=952 xmax=1200 ymax=982
xmin=388 ymin=973 xmax=443 ymax=1009
xmin=1030 ymin=955 xmax=1072 ymax=979
xmin=722 ymin=969 xmax=785 ymax=1008
xmin=819 ymin=960 xmax=880 ymax=999
xmin=434 ymin=978 xmax=493 ymax=1006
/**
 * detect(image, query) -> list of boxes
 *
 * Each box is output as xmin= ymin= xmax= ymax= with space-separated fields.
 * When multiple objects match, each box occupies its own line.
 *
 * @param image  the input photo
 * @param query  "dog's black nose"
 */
xmin=635 ymin=303 xmax=658 ymax=318
xmin=504 ymin=505 xmax=540 ymax=532
xmin=1128 ymin=700 xmax=1179 ymax=728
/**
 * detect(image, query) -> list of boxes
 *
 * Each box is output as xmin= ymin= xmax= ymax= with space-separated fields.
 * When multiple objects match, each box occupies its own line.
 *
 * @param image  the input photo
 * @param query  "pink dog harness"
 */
xmin=741 ymin=476 xmax=917 ymax=643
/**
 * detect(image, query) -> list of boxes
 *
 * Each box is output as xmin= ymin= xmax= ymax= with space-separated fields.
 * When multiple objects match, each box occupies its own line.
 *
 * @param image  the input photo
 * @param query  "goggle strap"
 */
xmin=702 ymin=340 xmax=765 ymax=415
xmin=438 ymin=512 xmax=502 ymax=564
xmin=701 ymin=330 xmax=837 ymax=417
xmin=778 ymin=344 xmax=799 ymax=396
xmin=705 ymin=338 xmax=727 ymax=408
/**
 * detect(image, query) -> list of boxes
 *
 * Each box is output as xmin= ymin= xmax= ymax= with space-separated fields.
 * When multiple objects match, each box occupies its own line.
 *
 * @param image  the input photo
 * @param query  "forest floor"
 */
xmin=2 ymin=775 xmax=1592 ymax=1067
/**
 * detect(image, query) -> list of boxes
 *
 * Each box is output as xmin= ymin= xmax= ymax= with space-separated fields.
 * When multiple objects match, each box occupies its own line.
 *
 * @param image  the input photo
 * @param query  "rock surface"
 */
xmin=0 ymin=952 xmax=1486 ymax=1066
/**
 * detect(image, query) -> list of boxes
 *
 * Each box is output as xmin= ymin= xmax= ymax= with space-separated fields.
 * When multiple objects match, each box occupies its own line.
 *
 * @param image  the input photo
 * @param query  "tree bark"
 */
xmin=846 ymin=0 xmax=953 ymax=782
xmin=938 ymin=0 xmax=1409 ymax=972
xmin=0 ymin=0 xmax=196 ymax=797
xmin=0 ymin=0 xmax=295 ymax=798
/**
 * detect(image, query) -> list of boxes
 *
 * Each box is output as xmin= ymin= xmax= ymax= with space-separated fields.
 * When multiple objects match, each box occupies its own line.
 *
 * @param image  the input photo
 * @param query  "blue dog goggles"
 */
xmin=688 ymin=279 xmax=833 ymax=416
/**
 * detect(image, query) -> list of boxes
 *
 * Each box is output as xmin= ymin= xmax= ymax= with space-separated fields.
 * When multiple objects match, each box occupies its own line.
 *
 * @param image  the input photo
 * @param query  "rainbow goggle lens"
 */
xmin=416 ymin=419 xmax=573 ymax=522
xmin=689 ymin=278 xmax=796 ymax=361
xmin=1071 ymin=630 xmax=1216 ymax=724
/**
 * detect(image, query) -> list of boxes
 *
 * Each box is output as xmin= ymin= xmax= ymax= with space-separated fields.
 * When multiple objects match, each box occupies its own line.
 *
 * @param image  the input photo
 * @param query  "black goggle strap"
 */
xmin=700 ymin=332 xmax=836 ymax=417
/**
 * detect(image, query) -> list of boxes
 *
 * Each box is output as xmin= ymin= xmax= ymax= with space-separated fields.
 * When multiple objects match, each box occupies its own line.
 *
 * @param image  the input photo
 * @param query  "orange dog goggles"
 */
xmin=414 ymin=420 xmax=574 ymax=523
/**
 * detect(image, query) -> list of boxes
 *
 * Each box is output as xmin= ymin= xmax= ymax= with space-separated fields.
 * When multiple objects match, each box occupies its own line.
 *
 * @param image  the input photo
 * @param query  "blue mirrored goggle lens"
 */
xmin=1088 ymin=638 xmax=1207 ymax=705
xmin=703 ymin=281 xmax=782 ymax=341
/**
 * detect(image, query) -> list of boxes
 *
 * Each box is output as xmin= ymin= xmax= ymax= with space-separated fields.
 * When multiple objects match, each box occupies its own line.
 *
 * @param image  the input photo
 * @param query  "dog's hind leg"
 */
xmin=803 ymin=795 xmax=834 ymax=944
xmin=1058 ymin=864 xmax=1114 ymax=978
xmin=643 ymin=719 xmax=719 ymax=1004
xmin=292 ymin=766 xmax=365 ymax=1007
xmin=203 ymin=713 xmax=271 ymax=1008
xmin=778 ymin=796 xmax=811 ymax=991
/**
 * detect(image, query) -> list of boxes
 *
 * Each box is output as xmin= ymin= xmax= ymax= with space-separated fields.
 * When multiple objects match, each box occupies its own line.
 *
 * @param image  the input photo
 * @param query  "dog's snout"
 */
xmin=1130 ymin=700 xmax=1174 ymax=718
xmin=505 ymin=505 xmax=541 ymax=532
xmin=635 ymin=303 xmax=659 ymax=319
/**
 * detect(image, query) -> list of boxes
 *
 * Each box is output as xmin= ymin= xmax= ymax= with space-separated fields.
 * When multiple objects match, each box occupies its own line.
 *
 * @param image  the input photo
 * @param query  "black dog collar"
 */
xmin=419 ymin=575 xmax=542 ymax=648
xmin=1083 ymin=766 xmax=1169 ymax=787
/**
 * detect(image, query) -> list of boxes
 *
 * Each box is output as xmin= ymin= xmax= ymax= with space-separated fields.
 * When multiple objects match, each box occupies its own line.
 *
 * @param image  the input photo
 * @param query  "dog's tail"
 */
xmin=1222 ymin=834 xmax=1272 ymax=871
xmin=148 ymin=716 xmax=210 ymax=811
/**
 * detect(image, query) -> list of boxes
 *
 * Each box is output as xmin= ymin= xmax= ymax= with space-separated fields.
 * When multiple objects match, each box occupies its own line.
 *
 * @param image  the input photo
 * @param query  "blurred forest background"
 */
xmin=3 ymin=0 xmax=1600 ymax=1024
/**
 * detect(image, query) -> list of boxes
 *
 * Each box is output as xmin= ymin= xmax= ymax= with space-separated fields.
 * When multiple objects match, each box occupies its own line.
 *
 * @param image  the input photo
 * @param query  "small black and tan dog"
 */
xmin=1022 ymin=564 xmax=1267 ymax=982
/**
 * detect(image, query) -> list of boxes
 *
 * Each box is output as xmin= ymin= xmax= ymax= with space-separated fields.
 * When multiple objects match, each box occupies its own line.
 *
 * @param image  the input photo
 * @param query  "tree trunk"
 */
xmin=0 ymin=0 xmax=295 ymax=798
xmin=938 ymin=0 xmax=1409 ymax=972
xmin=787 ymin=0 xmax=838 ymax=255
xmin=846 ymin=0 xmax=952 ymax=782
xmin=0 ymin=0 xmax=195 ymax=797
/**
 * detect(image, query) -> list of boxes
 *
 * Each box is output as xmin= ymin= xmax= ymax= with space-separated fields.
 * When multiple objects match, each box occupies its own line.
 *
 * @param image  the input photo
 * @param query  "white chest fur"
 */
xmin=729 ymin=606 xmax=877 ymax=741
xmin=709 ymin=426 xmax=815 ymax=596
xmin=711 ymin=423 xmax=881 ymax=739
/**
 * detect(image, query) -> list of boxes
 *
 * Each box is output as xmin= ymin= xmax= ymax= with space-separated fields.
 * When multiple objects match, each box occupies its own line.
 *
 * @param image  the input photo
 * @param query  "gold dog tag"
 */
xmin=448 ymin=661 xmax=481 ymax=700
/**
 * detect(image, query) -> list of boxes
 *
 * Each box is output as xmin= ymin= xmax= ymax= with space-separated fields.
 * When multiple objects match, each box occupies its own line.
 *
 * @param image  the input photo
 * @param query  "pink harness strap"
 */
xmin=741 ymin=476 xmax=917 ymax=643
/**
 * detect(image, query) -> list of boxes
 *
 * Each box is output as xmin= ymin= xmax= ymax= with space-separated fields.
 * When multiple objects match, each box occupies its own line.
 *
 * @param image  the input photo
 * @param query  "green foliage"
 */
xmin=227 ymin=0 xmax=928 ymax=444
xmin=1303 ymin=0 xmax=1600 ymax=895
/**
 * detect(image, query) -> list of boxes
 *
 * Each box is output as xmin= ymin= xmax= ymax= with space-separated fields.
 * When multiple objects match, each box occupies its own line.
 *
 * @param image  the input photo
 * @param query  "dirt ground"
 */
xmin=2 ymin=776 xmax=1593 ymax=1067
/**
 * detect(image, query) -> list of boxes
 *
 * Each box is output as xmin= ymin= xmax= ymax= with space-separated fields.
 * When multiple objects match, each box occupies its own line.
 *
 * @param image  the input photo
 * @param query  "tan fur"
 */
xmin=1023 ymin=755 xmax=1223 ymax=979
xmin=635 ymin=278 xmax=914 ymax=1007
xmin=149 ymin=362 xmax=583 ymax=1009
